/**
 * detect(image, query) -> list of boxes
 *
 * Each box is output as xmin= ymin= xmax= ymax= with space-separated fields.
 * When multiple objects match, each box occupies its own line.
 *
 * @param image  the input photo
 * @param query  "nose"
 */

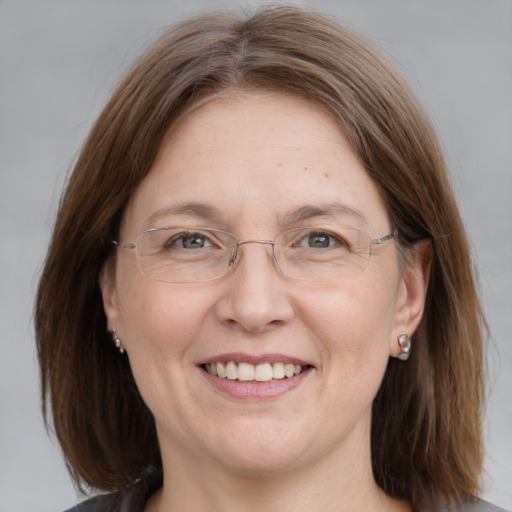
xmin=215 ymin=241 xmax=295 ymax=333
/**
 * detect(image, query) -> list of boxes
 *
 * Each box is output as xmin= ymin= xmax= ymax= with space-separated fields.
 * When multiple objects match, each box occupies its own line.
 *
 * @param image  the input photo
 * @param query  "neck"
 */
xmin=146 ymin=429 xmax=411 ymax=512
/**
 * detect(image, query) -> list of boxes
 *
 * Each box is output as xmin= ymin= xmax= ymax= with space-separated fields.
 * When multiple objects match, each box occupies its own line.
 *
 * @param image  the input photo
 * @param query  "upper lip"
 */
xmin=199 ymin=352 xmax=313 ymax=367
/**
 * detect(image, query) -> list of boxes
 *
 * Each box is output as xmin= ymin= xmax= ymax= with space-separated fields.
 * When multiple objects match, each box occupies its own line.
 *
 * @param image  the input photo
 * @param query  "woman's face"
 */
xmin=101 ymin=91 xmax=427 ymax=477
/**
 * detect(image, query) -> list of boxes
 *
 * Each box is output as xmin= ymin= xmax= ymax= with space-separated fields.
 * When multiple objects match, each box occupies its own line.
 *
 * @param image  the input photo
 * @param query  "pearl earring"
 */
xmin=109 ymin=329 xmax=125 ymax=354
xmin=397 ymin=334 xmax=411 ymax=361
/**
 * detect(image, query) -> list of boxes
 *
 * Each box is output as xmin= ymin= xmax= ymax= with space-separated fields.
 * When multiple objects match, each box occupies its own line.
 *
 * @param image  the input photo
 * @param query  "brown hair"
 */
xmin=35 ymin=6 xmax=485 ymax=508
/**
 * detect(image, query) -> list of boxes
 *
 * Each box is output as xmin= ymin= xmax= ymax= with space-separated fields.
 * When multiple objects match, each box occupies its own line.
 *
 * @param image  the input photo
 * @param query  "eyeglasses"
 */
xmin=113 ymin=226 xmax=398 ymax=283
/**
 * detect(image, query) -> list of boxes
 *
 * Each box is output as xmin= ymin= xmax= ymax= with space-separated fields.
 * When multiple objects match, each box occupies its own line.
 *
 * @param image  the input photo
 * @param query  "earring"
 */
xmin=109 ymin=329 xmax=125 ymax=354
xmin=397 ymin=334 xmax=411 ymax=361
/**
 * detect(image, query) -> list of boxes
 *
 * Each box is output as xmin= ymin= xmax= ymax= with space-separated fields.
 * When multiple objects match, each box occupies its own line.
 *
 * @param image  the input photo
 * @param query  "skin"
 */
xmin=101 ymin=91 xmax=430 ymax=512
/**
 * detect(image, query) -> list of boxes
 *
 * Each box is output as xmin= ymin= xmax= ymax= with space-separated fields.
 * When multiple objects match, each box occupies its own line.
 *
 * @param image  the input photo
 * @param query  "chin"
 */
xmin=199 ymin=417 xmax=320 ymax=476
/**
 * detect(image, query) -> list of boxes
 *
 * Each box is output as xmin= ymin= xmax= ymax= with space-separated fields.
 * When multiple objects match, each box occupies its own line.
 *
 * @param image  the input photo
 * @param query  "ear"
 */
xmin=390 ymin=239 xmax=432 ymax=358
xmin=99 ymin=261 xmax=121 ymax=331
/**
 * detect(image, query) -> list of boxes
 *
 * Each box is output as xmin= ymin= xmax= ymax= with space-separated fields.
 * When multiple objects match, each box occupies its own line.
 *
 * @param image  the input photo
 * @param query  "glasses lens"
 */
xmin=274 ymin=227 xmax=371 ymax=281
xmin=130 ymin=226 xmax=382 ymax=283
xmin=135 ymin=227 xmax=237 ymax=282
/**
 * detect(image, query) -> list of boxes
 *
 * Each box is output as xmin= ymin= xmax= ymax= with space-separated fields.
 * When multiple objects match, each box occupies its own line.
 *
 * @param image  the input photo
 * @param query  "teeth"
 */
xmin=273 ymin=362 xmax=285 ymax=379
xmin=284 ymin=363 xmax=295 ymax=378
xmin=226 ymin=361 xmax=238 ymax=380
xmin=216 ymin=362 xmax=226 ymax=379
xmin=206 ymin=361 xmax=305 ymax=381
xmin=254 ymin=363 xmax=273 ymax=382
xmin=238 ymin=362 xmax=255 ymax=381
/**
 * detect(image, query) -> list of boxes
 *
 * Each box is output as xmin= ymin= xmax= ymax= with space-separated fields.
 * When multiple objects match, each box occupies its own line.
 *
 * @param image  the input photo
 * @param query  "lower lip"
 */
xmin=200 ymin=367 xmax=312 ymax=400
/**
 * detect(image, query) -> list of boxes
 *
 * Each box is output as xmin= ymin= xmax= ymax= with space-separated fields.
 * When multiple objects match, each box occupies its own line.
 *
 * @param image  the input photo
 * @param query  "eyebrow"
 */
xmin=144 ymin=201 xmax=368 ymax=229
xmin=279 ymin=202 xmax=368 ymax=226
xmin=143 ymin=202 xmax=225 ymax=229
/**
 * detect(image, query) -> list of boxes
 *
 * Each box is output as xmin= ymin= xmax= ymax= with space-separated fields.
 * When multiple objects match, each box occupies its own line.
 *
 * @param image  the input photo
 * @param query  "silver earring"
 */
xmin=109 ymin=329 xmax=125 ymax=354
xmin=397 ymin=334 xmax=411 ymax=361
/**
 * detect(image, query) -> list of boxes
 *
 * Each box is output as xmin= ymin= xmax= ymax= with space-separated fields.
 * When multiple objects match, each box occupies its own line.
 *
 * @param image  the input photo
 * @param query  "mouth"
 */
xmin=199 ymin=355 xmax=314 ymax=399
xmin=202 ymin=361 xmax=311 ymax=382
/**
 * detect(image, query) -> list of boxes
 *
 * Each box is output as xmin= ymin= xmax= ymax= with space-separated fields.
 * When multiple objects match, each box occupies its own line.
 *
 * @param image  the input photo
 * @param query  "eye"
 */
xmin=166 ymin=232 xmax=213 ymax=250
xmin=296 ymin=230 xmax=348 ymax=249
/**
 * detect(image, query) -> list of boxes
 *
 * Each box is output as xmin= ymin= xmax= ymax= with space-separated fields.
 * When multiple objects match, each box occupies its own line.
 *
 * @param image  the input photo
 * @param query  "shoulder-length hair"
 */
xmin=35 ymin=6 xmax=484 ymax=509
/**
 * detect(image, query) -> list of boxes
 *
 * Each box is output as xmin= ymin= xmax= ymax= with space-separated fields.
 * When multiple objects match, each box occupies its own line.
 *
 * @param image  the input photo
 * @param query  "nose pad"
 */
xmin=227 ymin=240 xmax=278 ymax=276
xmin=228 ymin=251 xmax=237 ymax=268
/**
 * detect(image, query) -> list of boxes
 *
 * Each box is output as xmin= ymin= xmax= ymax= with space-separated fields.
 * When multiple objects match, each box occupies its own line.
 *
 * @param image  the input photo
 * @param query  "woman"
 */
xmin=35 ymin=6 xmax=505 ymax=512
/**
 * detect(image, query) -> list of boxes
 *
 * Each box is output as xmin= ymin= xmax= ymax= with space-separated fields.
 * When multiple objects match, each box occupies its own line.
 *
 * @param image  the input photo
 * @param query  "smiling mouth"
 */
xmin=203 ymin=361 xmax=310 ymax=382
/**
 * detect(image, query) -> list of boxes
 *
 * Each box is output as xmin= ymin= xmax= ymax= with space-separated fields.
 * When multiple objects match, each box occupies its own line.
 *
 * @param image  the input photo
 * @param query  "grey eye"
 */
xmin=307 ymin=232 xmax=332 ymax=248
xmin=181 ymin=234 xmax=207 ymax=249
xmin=298 ymin=231 xmax=346 ymax=249
xmin=167 ymin=232 xmax=212 ymax=249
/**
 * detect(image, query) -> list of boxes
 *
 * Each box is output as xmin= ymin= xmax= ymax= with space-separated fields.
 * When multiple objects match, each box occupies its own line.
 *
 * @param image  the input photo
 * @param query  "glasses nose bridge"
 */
xmin=237 ymin=239 xmax=275 ymax=248
xmin=231 ymin=238 xmax=277 ymax=269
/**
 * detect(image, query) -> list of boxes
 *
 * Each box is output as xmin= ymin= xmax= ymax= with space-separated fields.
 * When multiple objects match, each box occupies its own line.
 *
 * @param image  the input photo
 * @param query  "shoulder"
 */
xmin=458 ymin=500 xmax=509 ymax=512
xmin=428 ymin=499 xmax=510 ymax=512
xmin=63 ymin=472 xmax=162 ymax=512
xmin=64 ymin=491 xmax=121 ymax=512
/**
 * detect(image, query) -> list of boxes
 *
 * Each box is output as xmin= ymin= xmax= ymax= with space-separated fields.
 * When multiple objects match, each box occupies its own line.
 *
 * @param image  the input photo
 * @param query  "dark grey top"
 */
xmin=65 ymin=473 xmax=509 ymax=512
xmin=64 ymin=472 xmax=162 ymax=512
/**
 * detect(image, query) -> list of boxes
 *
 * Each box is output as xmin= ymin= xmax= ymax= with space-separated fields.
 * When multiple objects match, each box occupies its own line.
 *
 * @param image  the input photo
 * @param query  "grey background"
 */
xmin=1 ymin=1 xmax=511 ymax=510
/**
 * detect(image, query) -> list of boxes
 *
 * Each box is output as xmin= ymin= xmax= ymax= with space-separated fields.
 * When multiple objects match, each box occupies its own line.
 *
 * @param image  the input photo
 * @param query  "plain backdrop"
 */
xmin=1 ymin=1 xmax=511 ymax=511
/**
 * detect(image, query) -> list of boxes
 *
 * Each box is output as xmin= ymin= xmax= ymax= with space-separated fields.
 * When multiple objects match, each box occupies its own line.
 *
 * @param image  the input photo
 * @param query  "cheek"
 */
xmin=116 ymin=277 xmax=214 ymax=360
xmin=115 ymin=282 xmax=217 ymax=416
xmin=308 ymin=282 xmax=395 ymax=343
xmin=298 ymin=267 xmax=400 ymax=374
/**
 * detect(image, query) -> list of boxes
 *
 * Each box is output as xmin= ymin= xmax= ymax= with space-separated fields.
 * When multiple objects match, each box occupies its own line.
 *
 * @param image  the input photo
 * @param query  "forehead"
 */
xmin=167 ymin=90 xmax=351 ymax=163
xmin=122 ymin=91 xmax=389 ymax=235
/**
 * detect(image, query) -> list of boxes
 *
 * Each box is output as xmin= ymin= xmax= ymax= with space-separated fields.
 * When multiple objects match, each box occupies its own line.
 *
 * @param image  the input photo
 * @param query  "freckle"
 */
xmin=303 ymin=166 xmax=308 ymax=171
xmin=277 ymin=162 xmax=282 ymax=167
xmin=324 ymin=173 xmax=329 ymax=178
